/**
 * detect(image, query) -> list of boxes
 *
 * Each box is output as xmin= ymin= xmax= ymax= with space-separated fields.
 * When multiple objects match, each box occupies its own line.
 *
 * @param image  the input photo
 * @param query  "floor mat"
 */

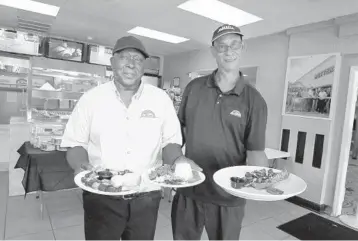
xmin=278 ymin=213 xmax=358 ymax=240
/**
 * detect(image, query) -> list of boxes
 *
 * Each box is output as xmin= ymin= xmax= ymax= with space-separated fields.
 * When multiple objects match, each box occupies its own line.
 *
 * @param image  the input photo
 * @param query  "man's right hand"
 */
xmin=74 ymin=163 xmax=95 ymax=175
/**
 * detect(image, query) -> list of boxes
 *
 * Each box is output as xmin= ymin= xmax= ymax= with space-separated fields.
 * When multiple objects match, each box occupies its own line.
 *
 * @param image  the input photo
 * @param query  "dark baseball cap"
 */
xmin=211 ymin=24 xmax=244 ymax=43
xmin=112 ymin=36 xmax=149 ymax=58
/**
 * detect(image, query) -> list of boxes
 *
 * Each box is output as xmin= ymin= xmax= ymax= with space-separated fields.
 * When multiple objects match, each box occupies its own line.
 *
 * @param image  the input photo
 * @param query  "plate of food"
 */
xmin=74 ymin=168 xmax=141 ymax=196
xmin=213 ymin=166 xmax=307 ymax=201
xmin=147 ymin=163 xmax=205 ymax=188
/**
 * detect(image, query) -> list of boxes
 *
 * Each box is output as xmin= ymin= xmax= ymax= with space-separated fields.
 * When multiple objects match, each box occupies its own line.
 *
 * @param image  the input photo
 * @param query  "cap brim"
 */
xmin=211 ymin=31 xmax=244 ymax=42
xmin=113 ymin=46 xmax=149 ymax=58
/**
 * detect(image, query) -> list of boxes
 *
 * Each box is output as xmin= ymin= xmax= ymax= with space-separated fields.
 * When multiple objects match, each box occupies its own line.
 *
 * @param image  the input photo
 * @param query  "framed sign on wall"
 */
xmin=282 ymin=53 xmax=341 ymax=119
xmin=172 ymin=77 xmax=180 ymax=87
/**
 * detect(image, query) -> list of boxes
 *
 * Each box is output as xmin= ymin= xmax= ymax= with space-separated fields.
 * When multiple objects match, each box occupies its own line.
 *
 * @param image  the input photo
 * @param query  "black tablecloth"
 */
xmin=14 ymin=142 xmax=77 ymax=194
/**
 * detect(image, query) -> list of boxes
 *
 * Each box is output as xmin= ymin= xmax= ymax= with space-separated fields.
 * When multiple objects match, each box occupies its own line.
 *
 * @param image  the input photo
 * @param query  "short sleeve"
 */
xmin=161 ymin=94 xmax=183 ymax=148
xmin=177 ymin=82 xmax=193 ymax=127
xmin=61 ymin=94 xmax=92 ymax=149
xmin=245 ymin=97 xmax=268 ymax=151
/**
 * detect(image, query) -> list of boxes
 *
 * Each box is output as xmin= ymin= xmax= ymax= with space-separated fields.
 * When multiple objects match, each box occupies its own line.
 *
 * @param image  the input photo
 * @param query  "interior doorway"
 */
xmin=333 ymin=66 xmax=358 ymax=219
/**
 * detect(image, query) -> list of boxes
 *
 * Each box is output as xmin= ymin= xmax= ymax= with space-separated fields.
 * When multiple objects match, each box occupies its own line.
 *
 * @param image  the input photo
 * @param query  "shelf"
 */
xmin=32 ymin=89 xmax=83 ymax=100
xmin=0 ymin=69 xmax=28 ymax=78
xmin=29 ymin=119 xmax=68 ymax=125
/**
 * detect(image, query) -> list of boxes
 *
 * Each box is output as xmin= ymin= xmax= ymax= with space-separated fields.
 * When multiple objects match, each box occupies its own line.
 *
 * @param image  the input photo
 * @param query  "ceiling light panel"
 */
xmin=128 ymin=27 xmax=189 ymax=44
xmin=0 ymin=0 xmax=60 ymax=16
xmin=178 ymin=0 xmax=262 ymax=26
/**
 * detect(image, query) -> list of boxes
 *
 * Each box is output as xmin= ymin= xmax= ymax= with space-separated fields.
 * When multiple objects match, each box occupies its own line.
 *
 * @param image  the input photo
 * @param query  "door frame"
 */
xmin=332 ymin=66 xmax=358 ymax=216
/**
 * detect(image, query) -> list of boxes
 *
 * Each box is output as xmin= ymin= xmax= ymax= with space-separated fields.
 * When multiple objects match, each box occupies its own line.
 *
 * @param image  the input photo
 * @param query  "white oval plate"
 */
xmin=213 ymin=166 xmax=307 ymax=201
xmin=74 ymin=171 xmax=139 ymax=196
xmin=146 ymin=170 xmax=206 ymax=188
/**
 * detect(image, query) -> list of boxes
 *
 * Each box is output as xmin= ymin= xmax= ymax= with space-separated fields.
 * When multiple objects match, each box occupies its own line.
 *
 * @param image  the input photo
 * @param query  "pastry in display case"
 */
xmin=27 ymin=67 xmax=105 ymax=151
xmin=165 ymin=86 xmax=182 ymax=113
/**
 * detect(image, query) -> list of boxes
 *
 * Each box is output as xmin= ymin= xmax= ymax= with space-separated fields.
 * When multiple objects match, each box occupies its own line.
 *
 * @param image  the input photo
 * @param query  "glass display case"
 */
xmin=27 ymin=67 xmax=106 ymax=151
xmin=165 ymin=86 xmax=182 ymax=113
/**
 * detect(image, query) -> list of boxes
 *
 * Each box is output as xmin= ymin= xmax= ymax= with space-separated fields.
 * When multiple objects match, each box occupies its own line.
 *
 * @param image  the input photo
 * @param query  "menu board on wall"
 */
xmin=46 ymin=38 xmax=84 ymax=62
xmin=0 ymin=29 xmax=41 ymax=55
xmin=88 ymin=45 xmax=112 ymax=66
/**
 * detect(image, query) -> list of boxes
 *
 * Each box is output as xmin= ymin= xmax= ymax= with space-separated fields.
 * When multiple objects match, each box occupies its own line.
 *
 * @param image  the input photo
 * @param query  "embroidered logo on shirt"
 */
xmin=140 ymin=110 xmax=156 ymax=118
xmin=230 ymin=110 xmax=241 ymax=118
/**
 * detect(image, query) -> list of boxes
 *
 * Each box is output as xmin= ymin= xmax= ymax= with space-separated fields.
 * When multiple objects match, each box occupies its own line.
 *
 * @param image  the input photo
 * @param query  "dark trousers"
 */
xmin=171 ymin=194 xmax=246 ymax=240
xmin=82 ymin=190 xmax=161 ymax=240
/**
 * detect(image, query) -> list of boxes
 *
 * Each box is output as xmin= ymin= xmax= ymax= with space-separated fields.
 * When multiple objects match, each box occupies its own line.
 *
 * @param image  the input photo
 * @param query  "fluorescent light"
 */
xmin=0 ymin=0 xmax=60 ymax=16
xmin=178 ymin=0 xmax=262 ymax=27
xmin=128 ymin=27 xmax=189 ymax=44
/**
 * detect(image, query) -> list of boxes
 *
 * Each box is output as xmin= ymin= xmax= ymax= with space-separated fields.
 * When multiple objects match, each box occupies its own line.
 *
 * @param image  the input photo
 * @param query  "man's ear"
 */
xmin=110 ymin=56 xmax=114 ymax=66
xmin=210 ymin=45 xmax=216 ymax=58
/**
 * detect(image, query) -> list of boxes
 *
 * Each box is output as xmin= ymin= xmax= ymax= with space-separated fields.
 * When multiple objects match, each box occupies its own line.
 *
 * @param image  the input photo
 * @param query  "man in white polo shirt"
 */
xmin=61 ymin=36 xmax=197 ymax=240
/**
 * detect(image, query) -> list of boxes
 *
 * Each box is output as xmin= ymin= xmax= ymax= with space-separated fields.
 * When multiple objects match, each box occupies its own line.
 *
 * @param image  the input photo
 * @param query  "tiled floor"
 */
xmin=0 ymin=170 xmax=346 ymax=240
xmin=342 ymin=156 xmax=358 ymax=215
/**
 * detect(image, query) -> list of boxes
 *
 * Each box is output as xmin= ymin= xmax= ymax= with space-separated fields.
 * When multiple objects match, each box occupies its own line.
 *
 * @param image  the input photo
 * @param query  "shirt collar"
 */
xmin=110 ymin=78 xmax=144 ymax=100
xmin=206 ymin=69 xmax=246 ymax=96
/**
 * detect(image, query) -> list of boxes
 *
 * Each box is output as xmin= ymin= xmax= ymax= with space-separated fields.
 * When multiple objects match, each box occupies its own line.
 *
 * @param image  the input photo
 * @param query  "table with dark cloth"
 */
xmin=14 ymin=141 xmax=77 ymax=195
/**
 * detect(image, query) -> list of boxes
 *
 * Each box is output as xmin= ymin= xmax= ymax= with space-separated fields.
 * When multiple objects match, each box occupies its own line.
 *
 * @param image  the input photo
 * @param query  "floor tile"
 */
xmin=251 ymin=217 xmax=291 ymax=240
xmin=159 ymin=199 xmax=172 ymax=218
xmin=240 ymin=224 xmax=275 ymax=240
xmin=76 ymin=190 xmax=83 ymax=203
xmin=7 ymin=196 xmax=47 ymax=220
xmin=44 ymin=189 xmax=79 ymax=201
xmin=201 ymin=229 xmax=209 ymax=240
xmin=154 ymin=225 xmax=173 ymax=240
xmin=53 ymin=225 xmax=85 ymax=240
xmin=241 ymin=210 xmax=270 ymax=227
xmin=0 ymin=171 xmax=9 ymax=240
xmin=45 ymin=195 xmax=83 ymax=214
xmin=273 ymin=211 xmax=297 ymax=224
xmin=50 ymin=209 xmax=84 ymax=230
xmin=282 ymin=234 xmax=300 ymax=240
xmin=7 ymin=230 xmax=54 ymax=240
xmin=5 ymin=214 xmax=52 ymax=239
xmin=156 ymin=212 xmax=170 ymax=228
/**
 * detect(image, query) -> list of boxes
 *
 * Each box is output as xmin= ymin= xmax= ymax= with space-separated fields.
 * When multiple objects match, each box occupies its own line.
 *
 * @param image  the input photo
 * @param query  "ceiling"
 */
xmin=0 ymin=0 xmax=358 ymax=56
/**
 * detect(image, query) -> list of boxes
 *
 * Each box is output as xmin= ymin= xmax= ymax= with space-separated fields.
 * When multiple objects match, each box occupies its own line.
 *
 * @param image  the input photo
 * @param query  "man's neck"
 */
xmin=215 ymin=69 xmax=241 ymax=93
xmin=113 ymin=79 xmax=141 ymax=107
xmin=113 ymin=79 xmax=140 ymax=96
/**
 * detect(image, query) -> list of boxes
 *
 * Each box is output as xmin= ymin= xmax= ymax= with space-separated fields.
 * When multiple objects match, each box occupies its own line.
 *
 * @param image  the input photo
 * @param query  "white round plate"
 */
xmin=74 ymin=171 xmax=139 ymax=196
xmin=213 ymin=166 xmax=307 ymax=201
xmin=146 ymin=170 xmax=206 ymax=188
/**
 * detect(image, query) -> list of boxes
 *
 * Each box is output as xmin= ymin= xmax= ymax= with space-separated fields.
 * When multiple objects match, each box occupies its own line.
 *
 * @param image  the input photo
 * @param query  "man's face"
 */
xmin=211 ymin=34 xmax=243 ymax=72
xmin=110 ymin=48 xmax=145 ymax=88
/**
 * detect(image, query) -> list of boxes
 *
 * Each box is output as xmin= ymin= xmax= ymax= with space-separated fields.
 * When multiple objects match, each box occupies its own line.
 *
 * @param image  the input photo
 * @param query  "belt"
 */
xmin=109 ymin=190 xmax=159 ymax=200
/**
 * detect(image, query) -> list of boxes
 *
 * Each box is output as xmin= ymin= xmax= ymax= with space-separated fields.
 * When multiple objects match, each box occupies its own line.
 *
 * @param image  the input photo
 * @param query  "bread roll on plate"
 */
xmin=175 ymin=162 xmax=193 ymax=181
xmin=122 ymin=173 xmax=141 ymax=187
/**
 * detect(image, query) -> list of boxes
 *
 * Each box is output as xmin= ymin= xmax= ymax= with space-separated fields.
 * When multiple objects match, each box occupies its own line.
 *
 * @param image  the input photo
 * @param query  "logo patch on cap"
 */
xmin=218 ymin=25 xmax=235 ymax=33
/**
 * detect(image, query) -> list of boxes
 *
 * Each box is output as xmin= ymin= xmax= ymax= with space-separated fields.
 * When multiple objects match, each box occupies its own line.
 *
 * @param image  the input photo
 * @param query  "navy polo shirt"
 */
xmin=178 ymin=70 xmax=268 ymax=206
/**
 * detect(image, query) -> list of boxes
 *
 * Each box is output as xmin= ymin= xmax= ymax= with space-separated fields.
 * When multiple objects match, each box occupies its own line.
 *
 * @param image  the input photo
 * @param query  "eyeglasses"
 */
xmin=214 ymin=42 xmax=243 ymax=53
xmin=117 ymin=54 xmax=145 ymax=64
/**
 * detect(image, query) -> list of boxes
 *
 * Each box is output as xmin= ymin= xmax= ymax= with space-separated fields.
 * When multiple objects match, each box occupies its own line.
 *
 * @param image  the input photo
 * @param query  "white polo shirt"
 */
xmin=61 ymin=81 xmax=182 ymax=192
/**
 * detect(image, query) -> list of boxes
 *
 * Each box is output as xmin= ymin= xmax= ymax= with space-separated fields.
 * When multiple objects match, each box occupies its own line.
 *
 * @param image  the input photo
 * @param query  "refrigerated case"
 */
xmin=27 ymin=67 xmax=105 ymax=151
xmin=142 ymin=74 xmax=162 ymax=88
xmin=0 ymin=54 xmax=30 ymax=124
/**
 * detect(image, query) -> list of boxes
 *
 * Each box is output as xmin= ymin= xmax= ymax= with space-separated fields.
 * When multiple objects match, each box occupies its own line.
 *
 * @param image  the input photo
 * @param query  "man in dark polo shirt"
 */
xmin=171 ymin=24 xmax=268 ymax=240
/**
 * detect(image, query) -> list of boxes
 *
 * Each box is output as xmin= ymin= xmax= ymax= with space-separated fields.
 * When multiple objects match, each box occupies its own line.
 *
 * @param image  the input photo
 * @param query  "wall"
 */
xmin=163 ymin=33 xmax=289 ymax=149
xmin=288 ymin=23 xmax=358 ymax=206
xmin=162 ymin=18 xmax=358 ymax=207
